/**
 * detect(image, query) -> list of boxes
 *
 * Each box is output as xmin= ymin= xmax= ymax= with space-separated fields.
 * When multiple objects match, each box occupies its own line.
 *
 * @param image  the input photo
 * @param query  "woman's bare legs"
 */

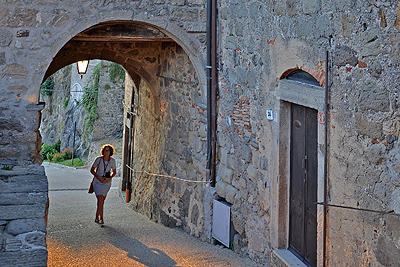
xmin=96 ymin=194 xmax=106 ymax=223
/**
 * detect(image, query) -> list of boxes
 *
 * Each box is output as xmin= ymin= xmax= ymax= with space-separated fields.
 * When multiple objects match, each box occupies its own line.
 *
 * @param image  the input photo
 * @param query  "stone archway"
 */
xmin=1 ymin=3 xmax=209 ymax=266
xmin=41 ymin=19 xmax=211 ymax=241
xmin=1 ymin=0 xmax=209 ymax=165
xmin=44 ymin=21 xmax=205 ymax=111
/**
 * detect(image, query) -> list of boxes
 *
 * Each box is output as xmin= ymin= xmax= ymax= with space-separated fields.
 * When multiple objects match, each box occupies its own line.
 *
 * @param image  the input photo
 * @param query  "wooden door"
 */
xmin=289 ymin=103 xmax=317 ymax=266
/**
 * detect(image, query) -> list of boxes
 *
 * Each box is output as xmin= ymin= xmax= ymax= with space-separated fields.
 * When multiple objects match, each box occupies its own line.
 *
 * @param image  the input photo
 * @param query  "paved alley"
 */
xmin=45 ymin=163 xmax=262 ymax=267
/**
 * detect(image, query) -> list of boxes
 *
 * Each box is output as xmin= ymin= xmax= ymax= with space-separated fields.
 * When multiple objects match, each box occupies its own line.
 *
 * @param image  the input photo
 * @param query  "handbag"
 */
xmin=88 ymin=178 xmax=94 ymax=194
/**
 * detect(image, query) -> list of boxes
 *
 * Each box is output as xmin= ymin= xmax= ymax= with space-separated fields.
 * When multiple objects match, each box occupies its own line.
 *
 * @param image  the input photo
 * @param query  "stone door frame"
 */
xmin=271 ymin=78 xmax=326 ymax=267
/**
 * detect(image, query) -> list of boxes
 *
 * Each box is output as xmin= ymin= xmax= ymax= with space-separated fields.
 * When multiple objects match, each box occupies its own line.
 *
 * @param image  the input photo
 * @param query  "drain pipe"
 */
xmin=210 ymin=0 xmax=218 ymax=188
xmin=206 ymin=0 xmax=217 ymax=187
xmin=206 ymin=0 xmax=212 ymax=184
xmin=126 ymin=85 xmax=135 ymax=203
xmin=323 ymin=50 xmax=330 ymax=267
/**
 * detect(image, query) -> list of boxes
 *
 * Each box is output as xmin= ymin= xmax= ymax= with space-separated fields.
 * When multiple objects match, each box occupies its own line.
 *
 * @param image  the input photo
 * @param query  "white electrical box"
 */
xmin=212 ymin=199 xmax=234 ymax=247
xmin=266 ymin=110 xmax=274 ymax=120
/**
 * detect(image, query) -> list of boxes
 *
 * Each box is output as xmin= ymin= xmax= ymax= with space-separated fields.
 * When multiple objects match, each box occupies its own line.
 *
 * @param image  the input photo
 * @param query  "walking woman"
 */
xmin=90 ymin=144 xmax=117 ymax=225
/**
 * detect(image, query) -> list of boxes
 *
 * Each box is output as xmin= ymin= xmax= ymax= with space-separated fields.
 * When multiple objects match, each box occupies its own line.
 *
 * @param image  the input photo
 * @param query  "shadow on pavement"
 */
xmin=102 ymin=226 xmax=177 ymax=267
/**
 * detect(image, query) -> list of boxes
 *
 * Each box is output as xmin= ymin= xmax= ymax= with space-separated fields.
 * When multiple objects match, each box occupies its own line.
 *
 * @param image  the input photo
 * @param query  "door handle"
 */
xmin=302 ymin=156 xmax=307 ymax=171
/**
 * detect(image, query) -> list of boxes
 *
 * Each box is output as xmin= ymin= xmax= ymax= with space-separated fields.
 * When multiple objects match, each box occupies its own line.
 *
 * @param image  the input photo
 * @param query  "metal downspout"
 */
xmin=126 ymin=85 xmax=135 ymax=203
xmin=206 ymin=0 xmax=212 ymax=184
xmin=206 ymin=0 xmax=217 ymax=187
xmin=323 ymin=50 xmax=330 ymax=267
xmin=210 ymin=0 xmax=218 ymax=187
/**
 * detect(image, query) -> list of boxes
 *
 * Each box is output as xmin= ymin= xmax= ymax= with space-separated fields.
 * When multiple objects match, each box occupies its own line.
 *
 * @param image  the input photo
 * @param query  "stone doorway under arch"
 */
xmin=272 ymin=70 xmax=326 ymax=267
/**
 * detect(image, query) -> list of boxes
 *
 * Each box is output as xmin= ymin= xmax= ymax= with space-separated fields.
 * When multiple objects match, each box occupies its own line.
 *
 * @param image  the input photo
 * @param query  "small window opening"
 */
xmin=285 ymin=70 xmax=320 ymax=87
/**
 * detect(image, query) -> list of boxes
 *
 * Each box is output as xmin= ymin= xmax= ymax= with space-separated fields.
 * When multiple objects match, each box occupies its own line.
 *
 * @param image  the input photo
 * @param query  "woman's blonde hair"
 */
xmin=100 ymin=144 xmax=114 ymax=156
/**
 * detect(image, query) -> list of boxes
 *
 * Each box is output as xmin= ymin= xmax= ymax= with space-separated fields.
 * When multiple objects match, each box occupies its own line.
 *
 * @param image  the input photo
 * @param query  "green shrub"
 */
xmin=54 ymin=139 xmax=61 ymax=153
xmin=46 ymin=151 xmax=56 ymax=161
xmin=40 ymin=140 xmax=61 ymax=160
xmin=1 ymin=165 xmax=12 ymax=170
xmin=40 ymin=143 xmax=56 ymax=160
xmin=61 ymin=147 xmax=73 ymax=160
xmin=40 ymin=78 xmax=54 ymax=96
xmin=51 ymin=153 xmax=63 ymax=163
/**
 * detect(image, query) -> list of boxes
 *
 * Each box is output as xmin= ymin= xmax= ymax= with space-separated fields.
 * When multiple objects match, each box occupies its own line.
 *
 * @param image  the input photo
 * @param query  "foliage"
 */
xmin=51 ymin=147 xmax=73 ymax=163
xmin=63 ymin=99 xmax=69 ymax=109
xmin=60 ymin=147 xmax=73 ymax=160
xmin=54 ymin=139 xmax=61 ymax=153
xmin=40 ymin=78 xmax=54 ymax=96
xmin=40 ymin=143 xmax=57 ymax=160
xmin=81 ymin=63 xmax=101 ymax=141
xmin=51 ymin=152 xmax=63 ymax=163
xmin=40 ymin=140 xmax=61 ymax=160
xmin=46 ymin=151 xmax=56 ymax=161
xmin=1 ymin=165 xmax=12 ymax=170
xmin=56 ymin=158 xmax=85 ymax=167
xmin=109 ymin=62 xmax=125 ymax=83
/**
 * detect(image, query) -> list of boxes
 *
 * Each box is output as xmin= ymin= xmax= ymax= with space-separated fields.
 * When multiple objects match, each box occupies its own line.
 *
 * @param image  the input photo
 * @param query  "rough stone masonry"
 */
xmin=0 ymin=166 xmax=48 ymax=266
xmin=1 ymin=0 xmax=400 ymax=267
xmin=218 ymin=0 xmax=400 ymax=265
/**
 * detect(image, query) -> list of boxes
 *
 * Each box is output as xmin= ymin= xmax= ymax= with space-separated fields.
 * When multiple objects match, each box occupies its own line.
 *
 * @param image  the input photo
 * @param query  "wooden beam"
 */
xmin=71 ymin=21 xmax=174 ymax=42
xmin=71 ymin=36 xmax=174 ymax=42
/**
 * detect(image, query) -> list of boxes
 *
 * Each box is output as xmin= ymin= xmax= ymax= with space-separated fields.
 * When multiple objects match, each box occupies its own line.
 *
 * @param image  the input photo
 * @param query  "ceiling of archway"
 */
xmin=44 ymin=21 xmax=177 ymax=84
xmin=71 ymin=21 xmax=174 ymax=43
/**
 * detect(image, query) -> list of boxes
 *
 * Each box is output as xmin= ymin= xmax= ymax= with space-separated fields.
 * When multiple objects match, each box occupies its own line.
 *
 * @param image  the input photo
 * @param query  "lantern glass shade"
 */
xmin=77 ymin=60 xmax=89 ymax=74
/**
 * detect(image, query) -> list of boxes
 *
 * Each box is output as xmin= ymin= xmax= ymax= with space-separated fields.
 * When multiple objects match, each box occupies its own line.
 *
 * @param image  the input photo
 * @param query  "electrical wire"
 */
xmin=122 ymin=100 xmax=137 ymax=116
xmin=126 ymin=164 xmax=211 ymax=184
xmin=41 ymin=88 xmax=125 ymax=93
xmin=316 ymin=202 xmax=400 ymax=216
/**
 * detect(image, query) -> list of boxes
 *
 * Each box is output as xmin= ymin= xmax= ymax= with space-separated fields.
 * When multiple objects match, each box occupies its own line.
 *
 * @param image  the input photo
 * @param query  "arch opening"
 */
xmin=272 ymin=68 xmax=326 ymax=266
xmin=40 ymin=19 xmax=210 ymax=253
xmin=285 ymin=70 xmax=321 ymax=87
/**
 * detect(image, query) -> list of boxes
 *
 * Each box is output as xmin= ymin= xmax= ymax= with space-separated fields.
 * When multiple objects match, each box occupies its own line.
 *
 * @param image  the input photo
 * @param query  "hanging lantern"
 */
xmin=76 ymin=60 xmax=89 ymax=78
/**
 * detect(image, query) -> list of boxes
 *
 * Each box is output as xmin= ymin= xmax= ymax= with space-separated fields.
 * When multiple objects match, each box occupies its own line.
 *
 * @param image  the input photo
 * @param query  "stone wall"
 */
xmin=0 ymin=100 xmax=44 ymax=166
xmin=218 ymin=0 xmax=400 ymax=265
xmin=157 ymin=42 xmax=209 ymax=238
xmin=92 ymin=61 xmax=125 ymax=142
xmin=40 ymin=66 xmax=72 ymax=147
xmin=0 ymin=165 xmax=48 ymax=267
xmin=40 ymin=60 xmax=125 ymax=161
xmin=3 ymin=0 xmax=400 ymax=266
xmin=126 ymin=42 xmax=210 ymax=239
xmin=0 ymin=1 xmax=207 ymax=266
xmin=0 ymin=0 xmax=207 ymax=166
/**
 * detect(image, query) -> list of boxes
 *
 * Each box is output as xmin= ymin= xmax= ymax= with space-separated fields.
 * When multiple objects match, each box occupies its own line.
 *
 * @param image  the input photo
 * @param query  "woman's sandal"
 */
xmin=95 ymin=218 xmax=100 ymax=224
xmin=99 ymin=219 xmax=104 ymax=225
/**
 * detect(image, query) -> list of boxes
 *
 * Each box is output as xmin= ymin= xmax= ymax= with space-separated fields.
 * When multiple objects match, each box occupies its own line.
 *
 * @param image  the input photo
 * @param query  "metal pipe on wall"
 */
xmin=323 ymin=50 xmax=330 ymax=267
xmin=210 ymin=0 xmax=218 ymax=187
xmin=206 ymin=0 xmax=217 ymax=187
xmin=206 ymin=0 xmax=212 ymax=182
xmin=125 ymin=85 xmax=136 ymax=203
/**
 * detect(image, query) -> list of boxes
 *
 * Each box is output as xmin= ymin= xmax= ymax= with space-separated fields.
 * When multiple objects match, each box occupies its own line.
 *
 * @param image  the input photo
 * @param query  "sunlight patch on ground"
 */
xmin=47 ymin=236 xmax=147 ymax=267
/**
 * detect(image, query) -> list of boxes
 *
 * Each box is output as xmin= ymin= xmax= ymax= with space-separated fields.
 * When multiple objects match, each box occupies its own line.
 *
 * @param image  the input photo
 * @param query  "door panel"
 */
xmin=289 ymin=104 xmax=306 ymax=256
xmin=289 ymin=103 xmax=317 ymax=267
xmin=306 ymin=108 xmax=318 ymax=218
